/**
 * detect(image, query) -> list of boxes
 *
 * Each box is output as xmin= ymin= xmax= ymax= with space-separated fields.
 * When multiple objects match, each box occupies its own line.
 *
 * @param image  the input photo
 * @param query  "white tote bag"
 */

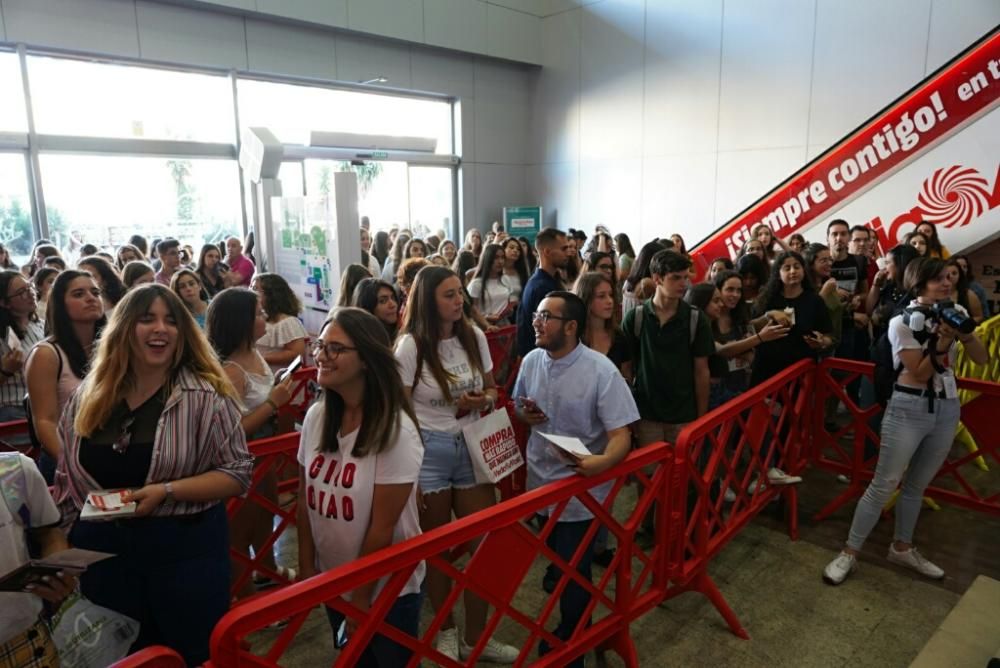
xmin=462 ymin=408 xmax=524 ymax=484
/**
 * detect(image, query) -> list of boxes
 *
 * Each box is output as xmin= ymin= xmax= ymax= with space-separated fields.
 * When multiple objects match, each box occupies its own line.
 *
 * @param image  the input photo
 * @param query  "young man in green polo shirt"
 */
xmin=622 ymin=249 xmax=713 ymax=447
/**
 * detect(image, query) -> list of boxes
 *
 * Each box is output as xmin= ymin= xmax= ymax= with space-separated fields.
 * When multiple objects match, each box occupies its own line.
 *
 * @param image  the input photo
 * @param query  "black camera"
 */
xmin=902 ymin=300 xmax=975 ymax=335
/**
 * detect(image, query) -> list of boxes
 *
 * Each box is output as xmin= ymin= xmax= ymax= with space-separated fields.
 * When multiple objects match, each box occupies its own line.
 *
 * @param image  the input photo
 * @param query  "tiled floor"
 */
xmin=247 ymin=452 xmax=999 ymax=667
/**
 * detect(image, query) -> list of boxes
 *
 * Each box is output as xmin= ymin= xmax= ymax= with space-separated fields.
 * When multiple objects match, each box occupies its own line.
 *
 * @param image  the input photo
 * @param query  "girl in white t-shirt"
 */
xmin=467 ymin=244 xmax=516 ymax=326
xmin=297 ymin=307 xmax=424 ymax=665
xmin=394 ymin=266 xmax=518 ymax=663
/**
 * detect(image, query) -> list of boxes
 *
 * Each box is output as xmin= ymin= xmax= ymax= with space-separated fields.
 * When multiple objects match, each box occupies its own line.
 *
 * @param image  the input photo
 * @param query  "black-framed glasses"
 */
xmin=112 ymin=415 xmax=136 ymax=455
xmin=312 ymin=341 xmax=357 ymax=359
xmin=7 ymin=285 xmax=36 ymax=300
xmin=532 ymin=311 xmax=569 ymax=325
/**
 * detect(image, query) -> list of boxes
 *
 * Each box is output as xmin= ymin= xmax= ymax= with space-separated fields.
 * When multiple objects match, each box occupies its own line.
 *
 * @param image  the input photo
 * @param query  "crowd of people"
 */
xmin=0 ymin=216 xmax=991 ymax=667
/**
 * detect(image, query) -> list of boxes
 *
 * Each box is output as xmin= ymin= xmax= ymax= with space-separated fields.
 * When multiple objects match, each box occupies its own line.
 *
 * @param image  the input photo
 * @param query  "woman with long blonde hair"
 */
xmin=52 ymin=284 xmax=252 ymax=665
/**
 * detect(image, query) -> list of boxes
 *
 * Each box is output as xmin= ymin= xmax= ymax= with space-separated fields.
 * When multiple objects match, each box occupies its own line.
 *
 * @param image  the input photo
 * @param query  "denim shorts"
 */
xmin=419 ymin=428 xmax=478 ymax=494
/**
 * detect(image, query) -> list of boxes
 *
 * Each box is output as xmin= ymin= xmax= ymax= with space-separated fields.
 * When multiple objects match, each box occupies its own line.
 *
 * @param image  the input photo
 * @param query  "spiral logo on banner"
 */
xmin=917 ymin=165 xmax=992 ymax=228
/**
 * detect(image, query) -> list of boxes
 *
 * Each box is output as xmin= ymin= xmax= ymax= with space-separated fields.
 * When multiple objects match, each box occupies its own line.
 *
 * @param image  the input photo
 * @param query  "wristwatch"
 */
xmin=164 ymin=481 xmax=176 ymax=503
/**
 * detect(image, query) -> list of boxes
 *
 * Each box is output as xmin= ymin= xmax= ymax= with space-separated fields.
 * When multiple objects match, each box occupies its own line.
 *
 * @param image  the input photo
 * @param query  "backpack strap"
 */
xmin=689 ymin=305 xmax=700 ymax=345
xmin=632 ymin=302 xmax=644 ymax=339
xmin=0 ymin=453 xmax=30 ymax=528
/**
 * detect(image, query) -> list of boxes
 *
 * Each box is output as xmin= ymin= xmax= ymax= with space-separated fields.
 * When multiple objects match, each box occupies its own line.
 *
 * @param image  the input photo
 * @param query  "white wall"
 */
xmin=134 ymin=0 xmax=544 ymax=64
xmin=527 ymin=0 xmax=1000 ymax=248
xmin=0 ymin=0 xmax=536 ymax=235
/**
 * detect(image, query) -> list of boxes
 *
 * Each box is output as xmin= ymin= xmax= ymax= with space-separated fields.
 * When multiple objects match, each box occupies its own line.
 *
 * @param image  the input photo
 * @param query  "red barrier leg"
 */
xmin=695 ymin=571 xmax=750 ymax=640
xmin=812 ymin=482 xmax=864 ymax=522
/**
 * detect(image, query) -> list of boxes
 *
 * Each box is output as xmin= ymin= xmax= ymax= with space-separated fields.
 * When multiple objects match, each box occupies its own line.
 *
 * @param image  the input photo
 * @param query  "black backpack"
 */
xmin=869 ymin=291 xmax=923 ymax=406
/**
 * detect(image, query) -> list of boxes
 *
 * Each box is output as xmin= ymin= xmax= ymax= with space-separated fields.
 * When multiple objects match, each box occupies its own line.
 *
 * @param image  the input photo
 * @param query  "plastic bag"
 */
xmin=50 ymin=592 xmax=140 ymax=668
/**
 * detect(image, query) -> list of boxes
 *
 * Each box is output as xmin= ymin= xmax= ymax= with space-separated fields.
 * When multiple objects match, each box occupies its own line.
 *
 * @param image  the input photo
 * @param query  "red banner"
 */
xmin=691 ymin=29 xmax=1000 ymax=271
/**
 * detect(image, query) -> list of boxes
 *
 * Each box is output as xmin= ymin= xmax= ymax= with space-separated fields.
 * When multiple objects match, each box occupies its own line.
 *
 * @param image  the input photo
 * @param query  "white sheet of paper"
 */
xmin=40 ymin=548 xmax=115 ymax=569
xmin=5 ymin=328 xmax=20 ymax=352
xmin=538 ymin=432 xmax=591 ymax=458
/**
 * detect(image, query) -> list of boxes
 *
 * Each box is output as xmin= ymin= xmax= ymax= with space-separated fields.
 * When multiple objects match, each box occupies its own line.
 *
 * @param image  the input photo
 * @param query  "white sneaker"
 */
xmin=767 ymin=467 xmax=802 ymax=485
xmin=436 ymin=627 xmax=459 ymax=661
xmin=887 ymin=545 xmax=945 ymax=579
xmin=823 ymin=551 xmax=857 ymax=585
xmin=460 ymin=636 xmax=520 ymax=663
xmin=723 ymin=486 xmax=737 ymax=503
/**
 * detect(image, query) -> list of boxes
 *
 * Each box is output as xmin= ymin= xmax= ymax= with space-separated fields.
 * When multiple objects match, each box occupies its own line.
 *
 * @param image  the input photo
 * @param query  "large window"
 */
xmin=238 ymin=79 xmax=453 ymax=154
xmin=28 ymin=56 xmax=234 ymax=142
xmin=408 ymin=166 xmax=453 ymax=238
xmin=0 ymin=49 xmax=457 ymax=258
xmin=0 ymin=155 xmax=33 ymax=266
xmin=0 ymin=53 xmax=27 ymax=132
xmin=40 ymin=155 xmax=241 ymax=254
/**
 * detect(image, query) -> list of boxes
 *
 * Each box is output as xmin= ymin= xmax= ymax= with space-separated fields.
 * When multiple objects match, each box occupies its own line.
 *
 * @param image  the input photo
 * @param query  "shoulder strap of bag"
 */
xmin=633 ymin=302 xmax=644 ymax=339
xmin=689 ymin=305 xmax=700 ymax=345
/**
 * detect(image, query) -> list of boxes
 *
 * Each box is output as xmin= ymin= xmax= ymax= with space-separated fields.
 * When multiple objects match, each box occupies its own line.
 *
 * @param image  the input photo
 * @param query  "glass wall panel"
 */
xmin=0 ymin=52 xmax=27 ymax=132
xmin=0 ymin=154 xmax=34 ymax=266
xmin=40 ymin=155 xmax=241 ymax=256
xmin=238 ymin=79 xmax=453 ymax=154
xmin=304 ymin=160 xmax=410 ymax=233
xmin=28 ymin=56 xmax=234 ymax=142
xmin=408 ymin=166 xmax=453 ymax=239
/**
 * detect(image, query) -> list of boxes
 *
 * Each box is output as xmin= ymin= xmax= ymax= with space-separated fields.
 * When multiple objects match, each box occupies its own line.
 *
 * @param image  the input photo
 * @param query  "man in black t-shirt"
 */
xmin=827 ymin=219 xmax=868 ymax=403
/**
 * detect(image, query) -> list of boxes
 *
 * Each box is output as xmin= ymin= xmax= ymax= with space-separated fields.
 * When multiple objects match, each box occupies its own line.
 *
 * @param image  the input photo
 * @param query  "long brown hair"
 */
xmin=400 ymin=266 xmax=485 ymax=402
xmin=319 ymin=308 xmax=420 ymax=456
xmin=573 ymin=271 xmax=615 ymax=345
xmin=74 ymin=284 xmax=236 ymax=436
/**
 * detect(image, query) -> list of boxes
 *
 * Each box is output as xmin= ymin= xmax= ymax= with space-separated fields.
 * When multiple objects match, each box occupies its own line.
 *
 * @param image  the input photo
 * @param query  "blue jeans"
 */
xmin=846 ymin=393 xmax=960 ymax=551
xmin=69 ymin=503 xmax=230 ymax=666
xmin=539 ymin=518 xmax=593 ymax=668
xmin=418 ymin=429 xmax=478 ymax=494
xmin=325 ymin=592 xmax=423 ymax=667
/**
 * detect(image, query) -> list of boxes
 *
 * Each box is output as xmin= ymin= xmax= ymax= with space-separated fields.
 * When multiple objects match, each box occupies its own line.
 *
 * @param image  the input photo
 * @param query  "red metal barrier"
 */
xmin=811 ymin=357 xmax=1000 ymax=521
xmin=485 ymin=326 xmax=528 ymax=501
xmin=227 ymin=433 xmax=302 ymax=597
xmin=208 ymin=442 xmax=676 ymax=668
xmin=0 ymin=419 xmax=31 ymax=456
xmin=107 ymin=646 xmax=186 ymax=668
xmin=276 ymin=366 xmax=318 ymax=424
xmin=669 ymin=359 xmax=815 ymax=639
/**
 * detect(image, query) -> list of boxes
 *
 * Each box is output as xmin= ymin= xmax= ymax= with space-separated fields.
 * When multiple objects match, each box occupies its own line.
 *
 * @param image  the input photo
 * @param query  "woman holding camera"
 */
xmin=823 ymin=257 xmax=987 ymax=585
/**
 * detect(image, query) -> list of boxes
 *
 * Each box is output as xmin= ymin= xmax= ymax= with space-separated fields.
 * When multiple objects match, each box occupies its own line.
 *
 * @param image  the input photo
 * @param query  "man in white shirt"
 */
xmin=0 ymin=453 xmax=77 ymax=665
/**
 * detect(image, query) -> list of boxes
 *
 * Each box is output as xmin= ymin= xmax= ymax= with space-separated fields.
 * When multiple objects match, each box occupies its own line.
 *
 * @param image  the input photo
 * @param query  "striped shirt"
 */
xmin=52 ymin=367 xmax=253 ymax=523
xmin=0 ymin=321 xmax=44 ymax=409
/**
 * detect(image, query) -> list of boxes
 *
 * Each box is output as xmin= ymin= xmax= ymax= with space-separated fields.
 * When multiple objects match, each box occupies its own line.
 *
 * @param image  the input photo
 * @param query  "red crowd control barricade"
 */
xmin=485 ymin=325 xmax=518 ymax=397
xmin=276 ymin=366 xmax=318 ymax=424
xmin=108 ymin=646 xmax=186 ymax=668
xmin=0 ymin=419 xmax=31 ymax=456
xmin=668 ymin=359 xmax=814 ymax=639
xmin=209 ymin=442 xmax=675 ymax=668
xmin=227 ymin=433 xmax=302 ymax=598
xmin=811 ymin=358 xmax=1000 ymax=521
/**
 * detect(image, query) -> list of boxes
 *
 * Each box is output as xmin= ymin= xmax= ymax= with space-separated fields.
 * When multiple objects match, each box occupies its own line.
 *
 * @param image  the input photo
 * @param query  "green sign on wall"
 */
xmin=503 ymin=206 xmax=542 ymax=244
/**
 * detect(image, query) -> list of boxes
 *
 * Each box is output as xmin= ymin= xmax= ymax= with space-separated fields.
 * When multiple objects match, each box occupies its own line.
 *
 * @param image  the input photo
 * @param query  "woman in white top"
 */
xmin=394 ymin=266 xmax=518 ymax=663
xmin=501 ymin=237 xmax=528 ymax=303
xmin=467 ymin=243 xmax=516 ymax=326
xmin=25 ymin=270 xmax=105 ymax=484
xmin=298 ymin=307 xmax=424 ymax=665
xmin=252 ymin=273 xmax=308 ymax=375
xmin=823 ymin=257 xmax=988 ymax=585
xmin=207 ymin=288 xmax=296 ymax=598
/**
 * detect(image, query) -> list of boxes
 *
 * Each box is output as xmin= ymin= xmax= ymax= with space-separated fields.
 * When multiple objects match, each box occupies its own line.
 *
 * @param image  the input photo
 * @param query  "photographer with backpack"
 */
xmin=823 ymin=257 xmax=988 ymax=585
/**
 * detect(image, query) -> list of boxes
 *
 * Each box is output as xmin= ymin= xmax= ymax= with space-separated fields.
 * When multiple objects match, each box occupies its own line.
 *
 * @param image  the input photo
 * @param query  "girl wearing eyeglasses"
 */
xmin=394 ymin=266 xmax=517 ymax=663
xmin=297 ymin=308 xmax=425 ymax=664
xmin=0 ymin=271 xmax=43 ymax=424
xmin=25 ymin=271 xmax=106 ymax=484
xmin=206 ymin=287 xmax=295 ymax=597
xmin=51 ymin=284 xmax=252 ymax=665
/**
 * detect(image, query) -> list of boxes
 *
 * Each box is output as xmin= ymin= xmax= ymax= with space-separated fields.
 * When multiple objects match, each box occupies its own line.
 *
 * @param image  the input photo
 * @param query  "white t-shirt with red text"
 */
xmin=297 ymin=403 xmax=425 ymax=601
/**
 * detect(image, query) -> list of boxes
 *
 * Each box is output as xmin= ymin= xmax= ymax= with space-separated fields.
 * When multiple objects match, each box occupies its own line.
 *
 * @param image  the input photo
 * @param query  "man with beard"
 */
xmin=512 ymin=291 xmax=638 ymax=668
